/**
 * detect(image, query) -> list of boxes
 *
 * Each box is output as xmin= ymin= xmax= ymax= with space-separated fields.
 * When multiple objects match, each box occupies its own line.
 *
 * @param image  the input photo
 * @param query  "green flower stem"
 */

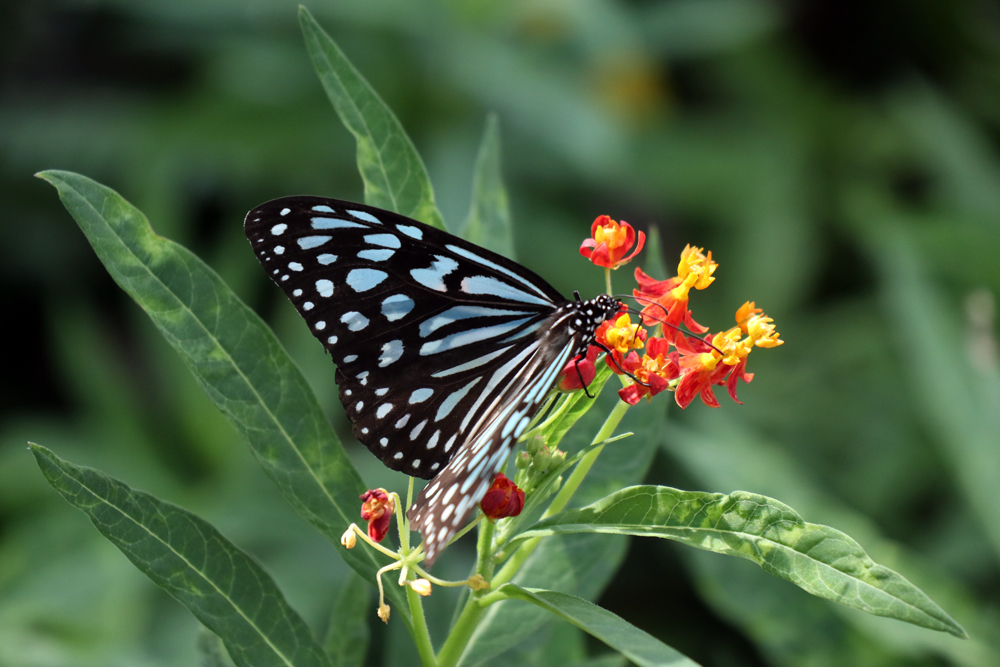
xmin=407 ymin=583 xmax=437 ymax=667
xmin=605 ymin=266 xmax=613 ymax=296
xmin=435 ymin=519 xmax=496 ymax=667
xmin=491 ymin=399 xmax=631 ymax=587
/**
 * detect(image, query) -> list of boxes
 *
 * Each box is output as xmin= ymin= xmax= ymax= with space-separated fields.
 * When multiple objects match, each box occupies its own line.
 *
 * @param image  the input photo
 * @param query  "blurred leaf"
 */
xmin=854 ymin=193 xmax=1000 ymax=563
xmin=491 ymin=584 xmax=701 ymax=667
xmin=323 ymin=573 xmax=370 ymax=667
xmin=197 ymin=627 xmax=237 ymax=667
xmin=640 ymin=0 xmax=779 ymax=57
xmin=462 ymin=114 xmax=514 ymax=258
xmin=37 ymin=170 xmax=410 ymax=624
xmin=30 ymin=444 xmax=331 ymax=667
xmin=299 ymin=7 xmax=446 ymax=230
xmin=517 ymin=485 xmax=966 ymax=638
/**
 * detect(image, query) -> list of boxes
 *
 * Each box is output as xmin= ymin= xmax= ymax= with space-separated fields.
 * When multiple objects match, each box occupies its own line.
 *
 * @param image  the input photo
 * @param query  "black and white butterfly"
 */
xmin=245 ymin=197 xmax=622 ymax=564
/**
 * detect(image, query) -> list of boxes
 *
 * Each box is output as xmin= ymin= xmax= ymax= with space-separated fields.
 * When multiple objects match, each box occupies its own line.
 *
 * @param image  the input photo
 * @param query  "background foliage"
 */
xmin=2 ymin=0 xmax=999 ymax=665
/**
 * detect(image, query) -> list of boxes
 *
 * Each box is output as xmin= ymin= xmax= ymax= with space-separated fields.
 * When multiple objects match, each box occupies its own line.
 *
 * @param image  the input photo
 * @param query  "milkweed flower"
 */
xmin=617 ymin=337 xmax=679 ymax=405
xmin=360 ymin=488 xmax=395 ymax=543
xmin=596 ymin=313 xmax=647 ymax=373
xmin=580 ymin=215 xmax=646 ymax=269
xmin=480 ymin=473 xmax=525 ymax=520
xmin=672 ymin=302 xmax=781 ymax=409
xmin=632 ymin=245 xmax=716 ymax=340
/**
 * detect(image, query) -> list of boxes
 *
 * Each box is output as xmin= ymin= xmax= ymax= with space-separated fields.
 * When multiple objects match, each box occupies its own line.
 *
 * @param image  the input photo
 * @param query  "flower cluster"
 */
xmin=568 ymin=234 xmax=782 ymax=409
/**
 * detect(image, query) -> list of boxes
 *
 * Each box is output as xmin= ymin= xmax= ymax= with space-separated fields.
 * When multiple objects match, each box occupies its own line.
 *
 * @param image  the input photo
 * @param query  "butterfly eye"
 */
xmin=245 ymin=197 xmax=622 ymax=564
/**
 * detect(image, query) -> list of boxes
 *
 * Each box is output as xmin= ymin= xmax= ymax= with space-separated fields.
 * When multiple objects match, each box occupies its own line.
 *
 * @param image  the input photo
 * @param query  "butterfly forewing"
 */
xmin=245 ymin=196 xmax=621 ymax=564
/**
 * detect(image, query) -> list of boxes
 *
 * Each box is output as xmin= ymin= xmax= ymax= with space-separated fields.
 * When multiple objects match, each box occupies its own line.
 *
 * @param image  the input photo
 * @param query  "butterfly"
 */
xmin=244 ymin=197 xmax=622 ymax=564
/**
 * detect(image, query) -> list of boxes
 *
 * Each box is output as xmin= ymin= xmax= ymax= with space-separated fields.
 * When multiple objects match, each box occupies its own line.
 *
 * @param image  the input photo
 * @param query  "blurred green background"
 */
xmin=2 ymin=0 xmax=999 ymax=665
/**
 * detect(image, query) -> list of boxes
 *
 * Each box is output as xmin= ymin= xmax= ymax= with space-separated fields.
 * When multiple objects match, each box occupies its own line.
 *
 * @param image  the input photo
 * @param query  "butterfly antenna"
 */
xmin=573 ymin=357 xmax=595 ymax=399
xmin=593 ymin=341 xmax=648 ymax=387
xmin=624 ymin=295 xmax=726 ymax=356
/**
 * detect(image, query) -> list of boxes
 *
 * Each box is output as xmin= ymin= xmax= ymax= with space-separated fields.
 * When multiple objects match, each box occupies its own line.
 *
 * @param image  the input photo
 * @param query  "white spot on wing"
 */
xmin=341 ymin=312 xmax=369 ymax=331
xmin=397 ymin=224 xmax=423 ymax=239
xmin=312 ymin=217 xmax=364 ymax=230
xmin=379 ymin=339 xmax=403 ymax=367
xmin=318 ymin=254 xmax=337 ymax=265
xmin=411 ymin=256 xmax=458 ymax=292
xmin=347 ymin=269 xmax=388 ymax=292
xmin=316 ymin=279 xmax=334 ymax=297
xmin=409 ymin=388 xmax=433 ymax=403
xmin=349 ymin=209 xmax=381 ymax=224
xmin=271 ymin=223 xmax=287 ymax=235
xmin=364 ymin=233 xmax=401 ymax=249
xmin=381 ymin=294 xmax=414 ymax=322
xmin=280 ymin=208 xmax=290 ymax=216
xmin=298 ymin=235 xmax=332 ymax=249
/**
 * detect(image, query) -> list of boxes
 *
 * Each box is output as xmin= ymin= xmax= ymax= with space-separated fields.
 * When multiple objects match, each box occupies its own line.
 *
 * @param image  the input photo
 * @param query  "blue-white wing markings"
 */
xmin=445 ymin=244 xmax=553 ymax=301
xmin=410 ymin=339 xmax=578 ymax=563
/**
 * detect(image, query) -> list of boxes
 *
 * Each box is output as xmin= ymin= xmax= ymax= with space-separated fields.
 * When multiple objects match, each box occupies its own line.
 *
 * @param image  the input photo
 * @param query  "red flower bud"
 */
xmin=360 ymin=488 xmax=395 ymax=542
xmin=479 ymin=473 xmax=525 ymax=520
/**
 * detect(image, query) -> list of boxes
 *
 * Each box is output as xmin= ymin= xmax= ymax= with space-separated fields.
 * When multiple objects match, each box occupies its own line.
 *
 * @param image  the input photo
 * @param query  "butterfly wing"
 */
xmin=243 ymin=195 xmax=570 ymax=473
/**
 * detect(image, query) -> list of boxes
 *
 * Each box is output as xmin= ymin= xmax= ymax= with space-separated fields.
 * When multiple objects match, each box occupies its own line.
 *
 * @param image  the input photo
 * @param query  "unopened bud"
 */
xmin=467 ymin=574 xmax=490 ymax=591
xmin=409 ymin=578 xmax=432 ymax=597
xmin=533 ymin=446 xmax=552 ymax=471
xmin=515 ymin=451 xmax=531 ymax=469
xmin=377 ymin=603 xmax=391 ymax=623
xmin=549 ymin=448 xmax=566 ymax=467
xmin=526 ymin=436 xmax=543 ymax=455
xmin=340 ymin=526 xmax=357 ymax=549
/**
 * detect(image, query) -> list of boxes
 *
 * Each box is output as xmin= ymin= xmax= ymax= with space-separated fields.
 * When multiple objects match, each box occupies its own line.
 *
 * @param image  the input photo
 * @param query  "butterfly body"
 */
xmin=245 ymin=197 xmax=621 ymax=562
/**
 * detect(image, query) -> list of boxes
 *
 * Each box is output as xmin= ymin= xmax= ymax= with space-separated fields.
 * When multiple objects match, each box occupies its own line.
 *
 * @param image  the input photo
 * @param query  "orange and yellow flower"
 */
xmin=579 ymin=215 xmax=645 ymax=269
xmin=595 ymin=313 xmax=647 ymax=373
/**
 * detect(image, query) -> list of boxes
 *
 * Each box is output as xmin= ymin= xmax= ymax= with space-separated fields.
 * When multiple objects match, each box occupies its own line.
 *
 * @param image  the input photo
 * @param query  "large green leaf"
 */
xmin=38 ymin=170 xmax=410 ymax=623
xmin=517 ymin=485 xmax=966 ymax=638
xmin=462 ymin=114 xmax=514 ymax=257
xmin=490 ymin=584 xmax=701 ymax=667
xmin=300 ymin=7 xmax=445 ymax=230
xmin=323 ymin=573 xmax=370 ymax=667
xmin=30 ymin=444 xmax=330 ymax=667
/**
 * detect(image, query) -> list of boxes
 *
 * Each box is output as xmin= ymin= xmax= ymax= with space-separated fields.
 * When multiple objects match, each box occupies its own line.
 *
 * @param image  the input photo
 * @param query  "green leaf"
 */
xmin=323 ymin=573 xmax=370 ymax=667
xmin=518 ymin=485 xmax=966 ymax=638
xmin=37 ymin=170 xmax=410 ymax=623
xmin=462 ymin=114 xmax=514 ymax=257
xmin=197 ymin=627 xmax=238 ymax=667
xmin=491 ymin=584 xmax=701 ymax=667
xmin=30 ymin=444 xmax=331 ymax=667
xmin=299 ymin=7 xmax=446 ymax=230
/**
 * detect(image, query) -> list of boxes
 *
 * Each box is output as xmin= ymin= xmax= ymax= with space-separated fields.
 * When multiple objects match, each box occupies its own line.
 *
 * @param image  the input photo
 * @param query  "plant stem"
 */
xmin=435 ymin=519 xmax=496 ymax=667
xmin=605 ymin=266 xmax=613 ymax=296
xmin=491 ymin=399 xmax=630 ymax=587
xmin=406 ymin=584 xmax=437 ymax=667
